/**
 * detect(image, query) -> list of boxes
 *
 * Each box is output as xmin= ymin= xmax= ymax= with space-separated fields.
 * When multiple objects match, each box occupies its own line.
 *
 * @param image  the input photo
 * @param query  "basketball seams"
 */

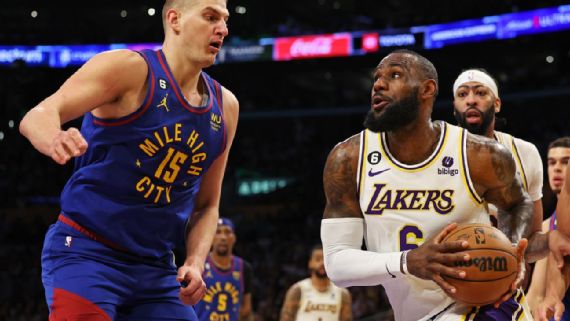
xmin=444 ymin=271 xmax=517 ymax=282
xmin=458 ymin=248 xmax=517 ymax=258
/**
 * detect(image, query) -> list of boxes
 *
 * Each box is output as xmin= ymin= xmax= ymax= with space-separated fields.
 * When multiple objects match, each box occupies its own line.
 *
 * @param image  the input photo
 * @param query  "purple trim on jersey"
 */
xmin=92 ymin=50 xmax=156 ymax=127
xmin=207 ymin=255 xmax=233 ymax=276
xmin=212 ymin=80 xmax=228 ymax=155
xmin=461 ymin=129 xmax=484 ymax=204
xmin=551 ymin=211 xmax=557 ymax=230
xmin=156 ymin=50 xmax=213 ymax=114
xmin=473 ymin=289 xmax=525 ymax=321
xmin=238 ymin=257 xmax=244 ymax=295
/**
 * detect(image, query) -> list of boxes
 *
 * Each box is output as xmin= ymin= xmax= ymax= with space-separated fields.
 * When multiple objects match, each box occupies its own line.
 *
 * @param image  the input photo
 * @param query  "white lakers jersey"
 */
xmin=357 ymin=121 xmax=491 ymax=321
xmin=295 ymin=278 xmax=342 ymax=321
xmin=494 ymin=131 xmax=543 ymax=202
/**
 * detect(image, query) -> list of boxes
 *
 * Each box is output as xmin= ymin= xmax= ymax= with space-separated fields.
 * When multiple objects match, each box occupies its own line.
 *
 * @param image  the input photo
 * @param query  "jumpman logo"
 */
xmin=157 ymin=94 xmax=170 ymax=112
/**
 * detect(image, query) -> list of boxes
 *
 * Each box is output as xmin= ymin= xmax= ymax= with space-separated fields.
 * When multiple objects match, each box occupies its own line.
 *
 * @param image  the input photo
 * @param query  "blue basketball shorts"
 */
xmin=41 ymin=218 xmax=196 ymax=321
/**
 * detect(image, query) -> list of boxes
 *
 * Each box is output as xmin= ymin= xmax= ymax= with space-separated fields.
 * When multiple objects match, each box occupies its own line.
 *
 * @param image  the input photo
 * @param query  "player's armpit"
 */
xmin=340 ymin=289 xmax=353 ymax=321
xmin=279 ymin=284 xmax=301 ymax=321
xmin=323 ymin=134 xmax=363 ymax=219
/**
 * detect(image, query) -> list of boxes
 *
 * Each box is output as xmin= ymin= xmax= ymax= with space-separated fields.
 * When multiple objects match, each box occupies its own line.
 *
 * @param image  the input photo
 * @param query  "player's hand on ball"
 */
xmin=407 ymin=223 xmax=470 ymax=294
xmin=51 ymin=128 xmax=88 ymax=165
xmin=493 ymin=238 xmax=527 ymax=308
xmin=534 ymin=295 xmax=565 ymax=321
xmin=177 ymin=264 xmax=206 ymax=305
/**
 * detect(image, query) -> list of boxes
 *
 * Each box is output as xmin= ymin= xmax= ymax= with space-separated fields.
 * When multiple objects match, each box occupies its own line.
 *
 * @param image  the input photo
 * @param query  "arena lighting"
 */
xmin=148 ymin=8 xmax=156 ymax=16
xmin=120 ymin=10 xmax=128 ymax=18
xmin=30 ymin=10 xmax=38 ymax=18
xmin=1 ymin=4 xmax=569 ymax=67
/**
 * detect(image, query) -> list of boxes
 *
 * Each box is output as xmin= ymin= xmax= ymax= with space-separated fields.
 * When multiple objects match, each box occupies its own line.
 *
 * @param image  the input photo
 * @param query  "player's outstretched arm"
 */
xmin=19 ymin=50 xmax=147 ymax=164
xmin=279 ymin=284 xmax=301 ymax=321
xmin=321 ymin=135 xmax=468 ymax=288
xmin=177 ymin=87 xmax=239 ymax=305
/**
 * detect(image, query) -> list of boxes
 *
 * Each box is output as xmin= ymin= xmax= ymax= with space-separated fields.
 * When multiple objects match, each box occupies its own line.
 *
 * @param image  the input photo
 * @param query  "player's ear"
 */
xmin=494 ymin=97 xmax=501 ymax=113
xmin=166 ymin=9 xmax=182 ymax=33
xmin=420 ymin=79 xmax=437 ymax=99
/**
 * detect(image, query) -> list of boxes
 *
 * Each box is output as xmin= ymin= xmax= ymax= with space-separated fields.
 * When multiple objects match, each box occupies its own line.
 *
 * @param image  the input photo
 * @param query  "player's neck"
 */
xmin=311 ymin=276 xmax=331 ymax=292
xmin=161 ymin=45 xmax=203 ymax=97
xmin=210 ymin=253 xmax=233 ymax=270
xmin=386 ymin=119 xmax=441 ymax=165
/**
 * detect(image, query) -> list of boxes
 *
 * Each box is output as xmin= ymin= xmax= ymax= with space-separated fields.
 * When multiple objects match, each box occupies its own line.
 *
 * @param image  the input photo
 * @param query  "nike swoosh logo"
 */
xmin=368 ymin=168 xmax=390 ymax=177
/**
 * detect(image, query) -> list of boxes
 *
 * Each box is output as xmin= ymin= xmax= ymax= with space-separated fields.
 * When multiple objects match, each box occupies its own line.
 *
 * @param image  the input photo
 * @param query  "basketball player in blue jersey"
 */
xmin=19 ymin=0 xmax=238 ymax=320
xmin=531 ymin=139 xmax=570 ymax=321
xmin=320 ymin=49 xmax=570 ymax=321
xmin=195 ymin=218 xmax=254 ymax=321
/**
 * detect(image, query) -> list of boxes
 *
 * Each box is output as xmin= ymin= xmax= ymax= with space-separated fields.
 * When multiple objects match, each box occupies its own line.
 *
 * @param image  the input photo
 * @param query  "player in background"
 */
xmin=280 ymin=245 xmax=352 ymax=321
xmin=195 ymin=218 xmax=254 ymax=321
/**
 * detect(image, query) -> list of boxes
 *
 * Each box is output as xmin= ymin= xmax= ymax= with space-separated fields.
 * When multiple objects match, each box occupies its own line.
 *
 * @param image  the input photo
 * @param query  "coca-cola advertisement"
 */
xmin=273 ymin=33 xmax=352 ymax=61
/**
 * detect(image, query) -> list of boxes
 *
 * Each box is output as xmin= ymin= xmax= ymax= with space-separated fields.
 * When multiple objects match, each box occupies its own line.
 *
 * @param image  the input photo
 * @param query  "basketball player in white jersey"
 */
xmin=280 ymin=245 xmax=352 ymax=321
xmin=452 ymin=68 xmax=544 ymax=235
xmin=320 ymin=49 xmax=570 ymax=321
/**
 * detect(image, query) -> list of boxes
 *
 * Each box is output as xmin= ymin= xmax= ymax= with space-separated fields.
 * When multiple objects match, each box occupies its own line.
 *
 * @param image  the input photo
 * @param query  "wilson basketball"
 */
xmin=441 ymin=223 xmax=518 ymax=306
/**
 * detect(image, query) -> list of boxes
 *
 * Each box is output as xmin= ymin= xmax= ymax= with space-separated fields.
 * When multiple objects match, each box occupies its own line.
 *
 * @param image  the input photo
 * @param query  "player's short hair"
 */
xmin=309 ymin=244 xmax=323 ymax=260
xmin=391 ymin=49 xmax=439 ymax=97
xmin=548 ymin=136 xmax=570 ymax=151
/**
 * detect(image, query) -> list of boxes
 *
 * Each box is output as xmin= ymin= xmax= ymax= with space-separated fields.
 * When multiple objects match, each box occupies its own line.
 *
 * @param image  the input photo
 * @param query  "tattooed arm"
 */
xmin=279 ymin=283 xmax=301 ymax=321
xmin=322 ymin=134 xmax=363 ymax=220
xmin=466 ymin=133 xmax=540 ymax=261
xmin=340 ymin=289 xmax=353 ymax=321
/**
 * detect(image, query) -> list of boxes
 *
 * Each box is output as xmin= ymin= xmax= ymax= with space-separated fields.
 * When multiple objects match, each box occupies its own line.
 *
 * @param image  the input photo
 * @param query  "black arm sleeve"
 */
xmin=243 ymin=260 xmax=253 ymax=295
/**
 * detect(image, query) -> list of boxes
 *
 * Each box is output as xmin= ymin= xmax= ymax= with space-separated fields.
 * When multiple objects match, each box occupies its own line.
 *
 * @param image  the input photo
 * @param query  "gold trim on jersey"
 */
xmin=462 ymin=306 xmax=479 ymax=321
xmin=495 ymin=133 xmax=529 ymax=192
xmin=510 ymin=137 xmax=529 ymax=191
xmin=357 ymin=131 xmax=367 ymax=198
xmin=379 ymin=122 xmax=448 ymax=172
xmin=514 ymin=288 xmax=527 ymax=321
xmin=460 ymin=129 xmax=484 ymax=205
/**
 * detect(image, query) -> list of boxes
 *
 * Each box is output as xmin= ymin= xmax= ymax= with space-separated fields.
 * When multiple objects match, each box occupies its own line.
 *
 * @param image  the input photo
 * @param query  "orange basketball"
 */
xmin=441 ymin=223 xmax=518 ymax=306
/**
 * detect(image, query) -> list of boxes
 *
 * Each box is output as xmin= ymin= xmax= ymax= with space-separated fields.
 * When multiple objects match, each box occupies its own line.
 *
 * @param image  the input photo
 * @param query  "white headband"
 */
xmin=453 ymin=69 xmax=499 ymax=98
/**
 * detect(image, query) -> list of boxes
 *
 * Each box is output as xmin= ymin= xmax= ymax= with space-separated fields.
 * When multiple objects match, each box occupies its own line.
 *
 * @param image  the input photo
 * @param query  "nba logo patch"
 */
xmin=232 ymin=271 xmax=240 ymax=280
xmin=65 ymin=236 xmax=73 ymax=247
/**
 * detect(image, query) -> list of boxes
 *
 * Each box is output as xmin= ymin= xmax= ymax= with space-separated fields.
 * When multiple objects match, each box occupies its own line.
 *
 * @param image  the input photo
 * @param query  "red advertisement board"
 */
xmin=273 ymin=33 xmax=352 ymax=61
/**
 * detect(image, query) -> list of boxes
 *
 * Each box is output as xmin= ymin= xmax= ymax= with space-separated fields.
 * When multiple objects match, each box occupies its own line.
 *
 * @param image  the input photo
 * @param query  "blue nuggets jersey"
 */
xmin=59 ymin=49 xmax=226 ymax=259
xmin=195 ymin=256 xmax=244 ymax=321
xmin=550 ymin=212 xmax=570 ymax=321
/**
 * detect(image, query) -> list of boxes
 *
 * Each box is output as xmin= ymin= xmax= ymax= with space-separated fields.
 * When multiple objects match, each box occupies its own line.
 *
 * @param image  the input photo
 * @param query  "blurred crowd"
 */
xmin=1 ymin=6 xmax=570 ymax=318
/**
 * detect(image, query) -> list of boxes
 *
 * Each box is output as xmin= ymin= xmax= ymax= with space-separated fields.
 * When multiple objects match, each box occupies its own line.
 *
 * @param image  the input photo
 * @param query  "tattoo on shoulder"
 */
xmin=323 ymin=134 xmax=362 ymax=219
xmin=466 ymin=133 xmax=515 ymax=185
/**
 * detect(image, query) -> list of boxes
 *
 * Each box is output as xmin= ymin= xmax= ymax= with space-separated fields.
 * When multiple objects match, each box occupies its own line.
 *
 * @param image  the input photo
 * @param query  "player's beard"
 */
xmin=363 ymin=87 xmax=420 ymax=133
xmin=313 ymin=268 xmax=328 ymax=279
xmin=454 ymin=104 xmax=495 ymax=136
xmin=214 ymin=246 xmax=230 ymax=257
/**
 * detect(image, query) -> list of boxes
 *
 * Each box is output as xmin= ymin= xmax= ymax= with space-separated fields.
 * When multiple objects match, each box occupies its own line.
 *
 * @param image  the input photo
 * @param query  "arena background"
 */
xmin=1 ymin=1 xmax=570 ymax=320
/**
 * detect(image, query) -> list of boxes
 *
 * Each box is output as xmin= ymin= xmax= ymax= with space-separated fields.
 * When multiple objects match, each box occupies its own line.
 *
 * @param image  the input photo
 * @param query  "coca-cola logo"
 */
xmin=290 ymin=37 xmax=333 ymax=57
xmin=274 ymin=34 xmax=351 ymax=61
